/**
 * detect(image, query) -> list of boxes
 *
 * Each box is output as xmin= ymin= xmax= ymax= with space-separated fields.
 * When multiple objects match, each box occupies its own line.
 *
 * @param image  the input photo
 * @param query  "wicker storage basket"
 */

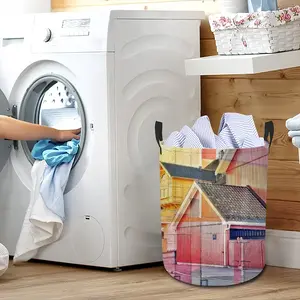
xmin=209 ymin=6 xmax=300 ymax=55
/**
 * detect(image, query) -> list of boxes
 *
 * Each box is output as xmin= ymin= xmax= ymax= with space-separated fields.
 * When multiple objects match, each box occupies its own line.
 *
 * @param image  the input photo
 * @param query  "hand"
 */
xmin=55 ymin=128 xmax=81 ymax=142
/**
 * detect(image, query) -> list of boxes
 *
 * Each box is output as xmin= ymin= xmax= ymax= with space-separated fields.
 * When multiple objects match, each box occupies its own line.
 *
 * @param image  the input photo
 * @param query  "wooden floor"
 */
xmin=1 ymin=262 xmax=300 ymax=300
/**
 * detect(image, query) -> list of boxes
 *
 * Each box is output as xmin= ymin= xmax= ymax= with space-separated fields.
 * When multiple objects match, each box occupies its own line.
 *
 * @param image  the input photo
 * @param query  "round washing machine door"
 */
xmin=9 ymin=62 xmax=88 ymax=193
xmin=0 ymin=89 xmax=13 ymax=173
xmin=19 ymin=75 xmax=86 ymax=169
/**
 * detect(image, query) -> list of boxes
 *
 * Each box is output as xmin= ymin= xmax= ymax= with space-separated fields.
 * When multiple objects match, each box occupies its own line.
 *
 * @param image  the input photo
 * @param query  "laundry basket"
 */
xmin=155 ymin=120 xmax=274 ymax=287
xmin=209 ymin=6 xmax=300 ymax=55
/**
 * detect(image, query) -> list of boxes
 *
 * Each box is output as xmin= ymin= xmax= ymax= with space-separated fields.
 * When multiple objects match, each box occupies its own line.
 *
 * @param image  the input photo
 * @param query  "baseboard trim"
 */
xmin=267 ymin=229 xmax=300 ymax=269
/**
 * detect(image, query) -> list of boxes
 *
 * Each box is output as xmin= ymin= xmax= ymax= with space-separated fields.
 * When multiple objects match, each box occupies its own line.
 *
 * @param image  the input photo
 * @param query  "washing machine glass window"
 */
xmin=19 ymin=75 xmax=86 ymax=167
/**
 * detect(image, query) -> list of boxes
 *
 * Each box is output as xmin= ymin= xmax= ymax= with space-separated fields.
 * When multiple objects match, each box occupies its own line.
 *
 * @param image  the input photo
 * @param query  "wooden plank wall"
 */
xmin=200 ymin=0 xmax=300 ymax=232
xmin=52 ymin=0 xmax=300 ymax=232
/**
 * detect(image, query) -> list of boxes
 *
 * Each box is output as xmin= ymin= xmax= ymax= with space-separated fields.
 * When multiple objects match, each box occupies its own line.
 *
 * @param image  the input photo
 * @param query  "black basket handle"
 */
xmin=264 ymin=121 xmax=274 ymax=150
xmin=155 ymin=121 xmax=163 ymax=154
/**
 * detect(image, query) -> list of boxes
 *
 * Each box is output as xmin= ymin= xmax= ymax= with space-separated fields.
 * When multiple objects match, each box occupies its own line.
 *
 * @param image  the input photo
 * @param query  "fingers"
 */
xmin=72 ymin=129 xmax=81 ymax=140
xmin=73 ymin=134 xmax=80 ymax=140
xmin=73 ymin=128 xmax=81 ymax=134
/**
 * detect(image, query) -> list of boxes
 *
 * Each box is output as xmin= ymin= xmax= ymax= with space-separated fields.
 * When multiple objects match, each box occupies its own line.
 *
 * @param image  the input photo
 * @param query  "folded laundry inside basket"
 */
xmin=164 ymin=113 xmax=265 ymax=149
xmin=13 ymin=138 xmax=79 ymax=264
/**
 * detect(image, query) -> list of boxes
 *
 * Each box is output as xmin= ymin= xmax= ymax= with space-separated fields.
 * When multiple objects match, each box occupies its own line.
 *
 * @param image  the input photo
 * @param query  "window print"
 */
xmin=230 ymin=229 xmax=265 ymax=240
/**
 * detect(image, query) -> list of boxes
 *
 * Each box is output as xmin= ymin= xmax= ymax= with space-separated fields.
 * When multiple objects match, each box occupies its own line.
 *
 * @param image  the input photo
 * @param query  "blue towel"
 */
xmin=32 ymin=139 xmax=80 ymax=167
xmin=31 ymin=139 xmax=79 ymax=220
xmin=39 ymin=159 xmax=74 ymax=220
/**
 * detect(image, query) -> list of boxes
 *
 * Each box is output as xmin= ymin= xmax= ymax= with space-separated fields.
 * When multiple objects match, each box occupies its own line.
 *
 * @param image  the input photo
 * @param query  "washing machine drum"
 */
xmin=0 ymin=243 xmax=9 ymax=277
xmin=19 ymin=76 xmax=86 ymax=167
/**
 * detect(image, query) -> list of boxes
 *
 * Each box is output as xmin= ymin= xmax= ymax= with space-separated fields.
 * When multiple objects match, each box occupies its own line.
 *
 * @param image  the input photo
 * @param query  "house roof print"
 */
xmin=202 ymin=159 xmax=220 ymax=172
xmin=161 ymin=162 xmax=216 ymax=182
xmin=197 ymin=182 xmax=266 ymax=223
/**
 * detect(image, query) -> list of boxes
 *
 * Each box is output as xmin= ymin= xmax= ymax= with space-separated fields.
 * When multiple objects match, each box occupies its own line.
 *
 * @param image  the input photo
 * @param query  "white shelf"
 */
xmin=185 ymin=50 xmax=300 ymax=76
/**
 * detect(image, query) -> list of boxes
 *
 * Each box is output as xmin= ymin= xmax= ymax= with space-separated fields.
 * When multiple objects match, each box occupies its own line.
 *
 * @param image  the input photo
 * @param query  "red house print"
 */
xmin=215 ymin=147 xmax=269 ymax=202
xmin=164 ymin=181 xmax=266 ymax=286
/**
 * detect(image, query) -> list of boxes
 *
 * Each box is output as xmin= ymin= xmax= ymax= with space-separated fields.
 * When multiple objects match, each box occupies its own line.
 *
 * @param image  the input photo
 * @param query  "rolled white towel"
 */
xmin=0 ymin=243 xmax=9 ymax=277
xmin=291 ymin=137 xmax=300 ymax=165
xmin=288 ymin=131 xmax=300 ymax=138
xmin=292 ymin=136 xmax=300 ymax=148
xmin=286 ymin=114 xmax=300 ymax=131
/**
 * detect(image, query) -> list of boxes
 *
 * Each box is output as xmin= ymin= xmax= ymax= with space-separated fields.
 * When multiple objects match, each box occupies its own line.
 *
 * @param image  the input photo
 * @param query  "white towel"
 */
xmin=288 ymin=131 xmax=300 ymax=138
xmin=13 ymin=161 xmax=63 ymax=264
xmin=292 ymin=137 xmax=300 ymax=148
xmin=0 ymin=243 xmax=9 ymax=277
xmin=286 ymin=114 xmax=300 ymax=131
xmin=286 ymin=114 xmax=300 ymax=150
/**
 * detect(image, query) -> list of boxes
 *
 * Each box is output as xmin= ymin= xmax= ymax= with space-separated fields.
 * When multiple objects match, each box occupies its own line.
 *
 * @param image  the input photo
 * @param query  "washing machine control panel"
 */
xmin=60 ymin=18 xmax=91 ymax=37
xmin=32 ymin=12 xmax=113 ymax=52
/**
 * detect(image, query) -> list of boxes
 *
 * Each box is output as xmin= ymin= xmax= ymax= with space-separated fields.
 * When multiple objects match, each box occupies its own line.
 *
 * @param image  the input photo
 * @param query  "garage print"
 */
xmin=160 ymin=146 xmax=268 ymax=287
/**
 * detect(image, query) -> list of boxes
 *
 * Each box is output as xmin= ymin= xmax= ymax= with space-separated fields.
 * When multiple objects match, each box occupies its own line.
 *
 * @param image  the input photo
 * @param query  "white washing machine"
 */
xmin=0 ymin=9 xmax=204 ymax=268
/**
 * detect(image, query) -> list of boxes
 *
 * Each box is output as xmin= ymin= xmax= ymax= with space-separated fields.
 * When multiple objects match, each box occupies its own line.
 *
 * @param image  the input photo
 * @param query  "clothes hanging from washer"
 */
xmin=13 ymin=160 xmax=64 ymax=263
xmin=31 ymin=139 xmax=79 ymax=167
xmin=13 ymin=139 xmax=79 ymax=263
xmin=39 ymin=159 xmax=74 ymax=220
xmin=31 ymin=138 xmax=79 ymax=219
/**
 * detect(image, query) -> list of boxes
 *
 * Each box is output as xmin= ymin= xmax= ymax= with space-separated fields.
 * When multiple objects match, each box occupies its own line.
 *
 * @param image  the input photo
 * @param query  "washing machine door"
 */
xmin=0 ymin=89 xmax=13 ymax=173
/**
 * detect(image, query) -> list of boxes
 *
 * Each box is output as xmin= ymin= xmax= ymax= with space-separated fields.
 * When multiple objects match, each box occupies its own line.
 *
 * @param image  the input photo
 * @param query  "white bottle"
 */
xmin=221 ymin=0 xmax=248 ymax=13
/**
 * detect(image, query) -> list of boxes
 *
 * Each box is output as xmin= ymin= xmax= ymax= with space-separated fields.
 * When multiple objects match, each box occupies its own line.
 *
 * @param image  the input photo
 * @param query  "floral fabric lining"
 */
xmin=209 ymin=5 xmax=300 ymax=32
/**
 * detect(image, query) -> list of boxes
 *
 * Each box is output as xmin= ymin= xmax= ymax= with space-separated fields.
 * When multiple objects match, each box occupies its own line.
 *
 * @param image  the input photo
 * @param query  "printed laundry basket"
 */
xmin=155 ymin=120 xmax=274 ymax=287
